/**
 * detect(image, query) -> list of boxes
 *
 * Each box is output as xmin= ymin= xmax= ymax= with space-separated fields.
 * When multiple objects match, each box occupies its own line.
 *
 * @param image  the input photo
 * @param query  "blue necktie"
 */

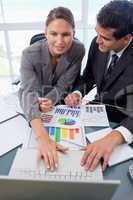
xmin=104 ymin=54 xmax=118 ymax=82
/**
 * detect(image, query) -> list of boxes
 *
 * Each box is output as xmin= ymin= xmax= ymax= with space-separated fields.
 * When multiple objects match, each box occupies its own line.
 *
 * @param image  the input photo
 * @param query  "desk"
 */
xmin=0 ymin=127 xmax=133 ymax=200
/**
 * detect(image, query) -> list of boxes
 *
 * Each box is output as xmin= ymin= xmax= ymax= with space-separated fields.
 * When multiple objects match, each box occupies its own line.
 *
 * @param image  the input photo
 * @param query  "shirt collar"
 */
xmin=110 ymin=37 xmax=132 ymax=58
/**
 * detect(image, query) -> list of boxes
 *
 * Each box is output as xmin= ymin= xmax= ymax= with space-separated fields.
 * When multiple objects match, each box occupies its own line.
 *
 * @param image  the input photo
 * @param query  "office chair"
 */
xmin=30 ymin=33 xmax=46 ymax=45
xmin=12 ymin=33 xmax=46 ymax=85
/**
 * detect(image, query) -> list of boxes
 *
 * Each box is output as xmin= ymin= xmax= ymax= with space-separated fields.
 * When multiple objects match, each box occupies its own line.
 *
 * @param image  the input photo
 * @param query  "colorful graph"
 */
xmin=45 ymin=126 xmax=82 ymax=144
xmin=41 ymin=105 xmax=81 ymax=128
xmin=58 ymin=118 xmax=76 ymax=126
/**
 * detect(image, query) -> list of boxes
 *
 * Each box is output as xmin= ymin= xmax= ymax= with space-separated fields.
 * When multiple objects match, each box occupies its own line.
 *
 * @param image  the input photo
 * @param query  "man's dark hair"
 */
xmin=97 ymin=0 xmax=133 ymax=39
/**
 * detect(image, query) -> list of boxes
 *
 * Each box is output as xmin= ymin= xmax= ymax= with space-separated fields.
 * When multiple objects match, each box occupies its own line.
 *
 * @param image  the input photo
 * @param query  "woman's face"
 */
xmin=45 ymin=18 xmax=74 ymax=57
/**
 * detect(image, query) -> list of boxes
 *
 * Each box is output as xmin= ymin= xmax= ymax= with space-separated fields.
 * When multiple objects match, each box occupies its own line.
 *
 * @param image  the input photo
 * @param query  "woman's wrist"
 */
xmin=36 ymin=130 xmax=49 ymax=141
xmin=30 ymin=118 xmax=49 ymax=141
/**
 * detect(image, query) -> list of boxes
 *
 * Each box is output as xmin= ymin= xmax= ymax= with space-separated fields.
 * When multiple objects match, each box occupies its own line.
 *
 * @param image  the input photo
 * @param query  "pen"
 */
xmin=85 ymin=136 xmax=90 ymax=144
xmin=60 ymin=139 xmax=86 ymax=149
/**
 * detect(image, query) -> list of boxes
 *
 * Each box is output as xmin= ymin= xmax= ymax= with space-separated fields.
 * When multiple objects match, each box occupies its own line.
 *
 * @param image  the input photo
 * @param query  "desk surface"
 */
xmin=0 ymin=127 xmax=133 ymax=200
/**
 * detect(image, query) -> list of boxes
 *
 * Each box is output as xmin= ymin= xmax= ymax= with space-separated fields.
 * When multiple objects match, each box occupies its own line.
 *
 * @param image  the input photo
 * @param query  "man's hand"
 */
xmin=38 ymin=97 xmax=53 ymax=112
xmin=81 ymin=130 xmax=125 ymax=171
xmin=64 ymin=93 xmax=81 ymax=107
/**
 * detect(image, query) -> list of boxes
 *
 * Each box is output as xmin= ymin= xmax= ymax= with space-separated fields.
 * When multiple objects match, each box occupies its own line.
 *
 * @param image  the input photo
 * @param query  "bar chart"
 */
xmin=41 ymin=105 xmax=81 ymax=128
xmin=28 ymin=127 xmax=86 ymax=150
xmin=46 ymin=127 xmax=80 ymax=143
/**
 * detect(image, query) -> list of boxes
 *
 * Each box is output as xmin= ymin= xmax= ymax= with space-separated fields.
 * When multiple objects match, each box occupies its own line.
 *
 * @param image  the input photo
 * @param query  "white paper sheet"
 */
xmin=0 ymin=115 xmax=30 ymax=156
xmin=81 ymin=105 xmax=109 ymax=127
xmin=86 ymin=127 xmax=133 ymax=166
xmin=41 ymin=105 xmax=81 ymax=128
xmin=41 ymin=104 xmax=109 ymax=128
xmin=0 ymin=93 xmax=23 ymax=123
xmin=24 ymin=127 xmax=86 ymax=150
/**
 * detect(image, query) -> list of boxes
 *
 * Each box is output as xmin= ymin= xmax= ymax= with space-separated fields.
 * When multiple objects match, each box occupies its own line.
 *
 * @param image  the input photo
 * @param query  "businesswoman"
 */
xmin=19 ymin=7 xmax=85 ymax=171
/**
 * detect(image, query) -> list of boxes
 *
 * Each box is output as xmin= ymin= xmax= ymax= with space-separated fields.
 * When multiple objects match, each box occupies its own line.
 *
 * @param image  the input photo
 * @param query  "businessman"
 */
xmin=65 ymin=0 xmax=133 ymax=171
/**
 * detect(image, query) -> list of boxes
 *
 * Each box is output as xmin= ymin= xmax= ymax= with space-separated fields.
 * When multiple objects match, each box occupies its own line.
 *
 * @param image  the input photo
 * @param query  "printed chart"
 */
xmin=41 ymin=105 xmax=81 ymax=128
xmin=81 ymin=105 xmax=109 ymax=127
xmin=24 ymin=104 xmax=109 ymax=150
xmin=27 ymin=127 xmax=86 ymax=150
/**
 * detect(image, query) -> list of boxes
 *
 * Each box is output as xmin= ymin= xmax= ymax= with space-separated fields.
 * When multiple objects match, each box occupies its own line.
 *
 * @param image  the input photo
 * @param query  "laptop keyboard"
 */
xmin=9 ymin=149 xmax=103 ymax=182
xmin=10 ymin=168 xmax=102 ymax=181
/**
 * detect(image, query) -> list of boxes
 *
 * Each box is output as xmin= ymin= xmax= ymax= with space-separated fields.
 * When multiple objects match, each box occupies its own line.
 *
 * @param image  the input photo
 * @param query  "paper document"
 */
xmin=2 ymin=93 xmax=23 ymax=113
xmin=0 ymin=99 xmax=18 ymax=123
xmin=81 ymin=105 xmax=109 ymax=127
xmin=23 ymin=105 xmax=87 ymax=150
xmin=0 ymin=115 xmax=30 ymax=156
xmin=41 ymin=104 xmax=109 ymax=128
xmin=86 ymin=127 xmax=133 ymax=166
xmin=0 ymin=93 xmax=23 ymax=123
xmin=41 ymin=105 xmax=81 ymax=128
xmin=24 ymin=126 xmax=86 ymax=150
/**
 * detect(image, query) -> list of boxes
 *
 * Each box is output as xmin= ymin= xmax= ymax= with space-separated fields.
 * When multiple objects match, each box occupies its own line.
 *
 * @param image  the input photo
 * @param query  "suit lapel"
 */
xmin=54 ymin=55 xmax=70 ymax=81
xmin=41 ymin=40 xmax=50 ymax=65
xmin=97 ymin=52 xmax=109 ymax=90
xmin=40 ymin=40 xmax=53 ymax=84
xmin=103 ymin=40 xmax=133 ymax=91
xmin=41 ymin=40 xmax=70 ymax=83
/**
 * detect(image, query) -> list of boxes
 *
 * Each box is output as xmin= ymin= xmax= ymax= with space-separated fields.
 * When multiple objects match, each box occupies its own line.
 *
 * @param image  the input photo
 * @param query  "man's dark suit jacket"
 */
xmin=79 ymin=37 xmax=133 ymax=133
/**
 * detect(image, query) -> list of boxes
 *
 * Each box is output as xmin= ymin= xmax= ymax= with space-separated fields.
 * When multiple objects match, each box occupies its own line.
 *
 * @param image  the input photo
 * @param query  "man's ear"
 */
xmin=123 ymin=34 xmax=132 ymax=44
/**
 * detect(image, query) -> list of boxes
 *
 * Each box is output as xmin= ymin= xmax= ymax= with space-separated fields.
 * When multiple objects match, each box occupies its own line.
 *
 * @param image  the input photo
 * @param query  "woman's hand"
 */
xmin=38 ymin=97 xmax=53 ymax=112
xmin=37 ymin=133 xmax=68 ymax=171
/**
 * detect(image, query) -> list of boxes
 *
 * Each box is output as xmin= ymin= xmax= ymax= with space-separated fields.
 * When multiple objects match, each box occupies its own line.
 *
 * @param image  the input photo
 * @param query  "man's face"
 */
xmin=95 ymin=23 xmax=127 ymax=53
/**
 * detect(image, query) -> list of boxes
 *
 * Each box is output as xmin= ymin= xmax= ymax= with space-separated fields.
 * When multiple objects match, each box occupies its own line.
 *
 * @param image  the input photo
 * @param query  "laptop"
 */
xmin=0 ymin=149 xmax=120 ymax=200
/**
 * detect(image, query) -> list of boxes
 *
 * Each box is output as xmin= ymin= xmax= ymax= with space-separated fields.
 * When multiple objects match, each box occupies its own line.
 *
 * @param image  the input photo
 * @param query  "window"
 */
xmin=0 ymin=31 xmax=10 ymax=76
xmin=0 ymin=0 xmax=111 ymax=94
xmin=2 ymin=0 xmax=82 ymax=22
